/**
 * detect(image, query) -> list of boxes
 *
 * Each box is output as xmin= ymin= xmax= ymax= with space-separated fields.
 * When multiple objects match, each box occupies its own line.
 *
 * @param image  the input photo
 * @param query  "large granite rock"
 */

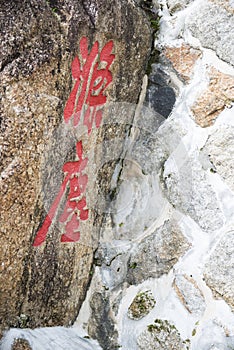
xmin=0 ymin=0 xmax=151 ymax=332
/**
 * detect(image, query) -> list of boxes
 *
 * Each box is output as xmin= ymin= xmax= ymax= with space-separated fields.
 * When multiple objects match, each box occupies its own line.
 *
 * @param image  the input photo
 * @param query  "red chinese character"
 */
xmin=33 ymin=141 xmax=89 ymax=246
xmin=63 ymin=37 xmax=115 ymax=130
xmin=33 ymin=38 xmax=115 ymax=247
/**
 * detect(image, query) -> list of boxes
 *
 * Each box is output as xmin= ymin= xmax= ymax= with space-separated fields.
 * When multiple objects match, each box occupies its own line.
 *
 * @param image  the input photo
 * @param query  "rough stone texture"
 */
xmin=137 ymin=319 xmax=189 ymax=350
xmin=127 ymin=220 xmax=190 ymax=285
xmin=163 ymin=157 xmax=225 ymax=232
xmin=191 ymin=67 xmax=234 ymax=127
xmin=173 ymin=274 xmax=206 ymax=316
xmin=203 ymin=125 xmax=234 ymax=191
xmin=88 ymin=289 xmax=119 ymax=350
xmin=127 ymin=290 xmax=156 ymax=320
xmin=163 ymin=44 xmax=202 ymax=82
xmin=209 ymin=0 xmax=234 ymax=14
xmin=94 ymin=241 xmax=131 ymax=289
xmin=11 ymin=339 xmax=32 ymax=350
xmin=0 ymin=0 xmax=151 ymax=332
xmin=204 ymin=230 xmax=234 ymax=311
xmin=187 ymin=1 xmax=234 ymax=66
xmin=75 ymin=1 xmax=234 ymax=349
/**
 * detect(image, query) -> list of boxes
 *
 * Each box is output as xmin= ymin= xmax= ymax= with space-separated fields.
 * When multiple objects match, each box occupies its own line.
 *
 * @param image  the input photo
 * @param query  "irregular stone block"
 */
xmin=137 ymin=319 xmax=189 ymax=350
xmin=145 ymin=63 xmax=176 ymax=118
xmin=12 ymin=339 xmax=32 ymax=350
xmin=94 ymin=241 xmax=131 ymax=289
xmin=209 ymin=0 xmax=234 ymax=14
xmin=163 ymin=44 xmax=201 ymax=82
xmin=194 ymin=320 xmax=234 ymax=350
xmin=191 ymin=67 xmax=234 ymax=127
xmin=127 ymin=220 xmax=190 ymax=285
xmin=187 ymin=1 xmax=234 ymax=65
xmin=204 ymin=230 xmax=234 ymax=311
xmin=173 ymin=274 xmax=206 ymax=316
xmin=163 ymin=157 xmax=224 ymax=232
xmin=203 ymin=125 xmax=234 ymax=191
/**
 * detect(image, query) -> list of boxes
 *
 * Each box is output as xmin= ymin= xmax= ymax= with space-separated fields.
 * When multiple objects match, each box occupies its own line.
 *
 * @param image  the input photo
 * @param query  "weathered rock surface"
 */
xmin=0 ymin=0 xmax=151 ymax=332
xmin=88 ymin=289 xmax=119 ymax=350
xmin=173 ymin=274 xmax=206 ymax=316
xmin=94 ymin=241 xmax=131 ymax=289
xmin=145 ymin=63 xmax=176 ymax=117
xmin=187 ymin=1 xmax=234 ymax=66
xmin=204 ymin=230 xmax=234 ymax=311
xmin=137 ymin=319 xmax=189 ymax=350
xmin=191 ymin=67 xmax=234 ymax=127
xmin=203 ymin=125 xmax=234 ymax=191
xmin=163 ymin=44 xmax=201 ymax=82
xmin=163 ymin=157 xmax=225 ymax=232
xmin=127 ymin=220 xmax=190 ymax=285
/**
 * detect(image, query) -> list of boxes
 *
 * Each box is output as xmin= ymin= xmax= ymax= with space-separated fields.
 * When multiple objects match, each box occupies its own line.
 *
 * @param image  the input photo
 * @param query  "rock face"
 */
xmin=88 ymin=289 xmax=119 ymax=350
xmin=0 ymin=0 xmax=151 ymax=332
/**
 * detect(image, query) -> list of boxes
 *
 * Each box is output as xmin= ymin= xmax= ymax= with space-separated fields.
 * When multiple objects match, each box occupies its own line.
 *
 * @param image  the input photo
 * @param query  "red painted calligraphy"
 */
xmin=33 ymin=37 xmax=115 ymax=246
xmin=63 ymin=37 xmax=115 ymax=132
xmin=33 ymin=142 xmax=89 ymax=246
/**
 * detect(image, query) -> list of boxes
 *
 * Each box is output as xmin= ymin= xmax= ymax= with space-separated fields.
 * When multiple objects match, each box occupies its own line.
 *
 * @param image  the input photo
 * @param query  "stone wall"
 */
xmin=74 ymin=0 xmax=234 ymax=349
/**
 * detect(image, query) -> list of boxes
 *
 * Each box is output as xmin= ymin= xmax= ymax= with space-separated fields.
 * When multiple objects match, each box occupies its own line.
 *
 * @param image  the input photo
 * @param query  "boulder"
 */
xmin=0 ymin=0 xmax=151 ymax=332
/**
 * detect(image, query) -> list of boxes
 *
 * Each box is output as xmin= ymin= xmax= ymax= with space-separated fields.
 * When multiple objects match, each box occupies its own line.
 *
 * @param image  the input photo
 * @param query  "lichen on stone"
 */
xmin=138 ymin=319 xmax=190 ymax=350
xmin=127 ymin=290 xmax=156 ymax=320
xmin=11 ymin=338 xmax=32 ymax=350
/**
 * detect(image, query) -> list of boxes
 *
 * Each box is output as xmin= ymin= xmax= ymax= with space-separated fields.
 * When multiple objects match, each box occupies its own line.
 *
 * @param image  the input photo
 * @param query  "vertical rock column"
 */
xmin=0 ymin=0 xmax=151 ymax=332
